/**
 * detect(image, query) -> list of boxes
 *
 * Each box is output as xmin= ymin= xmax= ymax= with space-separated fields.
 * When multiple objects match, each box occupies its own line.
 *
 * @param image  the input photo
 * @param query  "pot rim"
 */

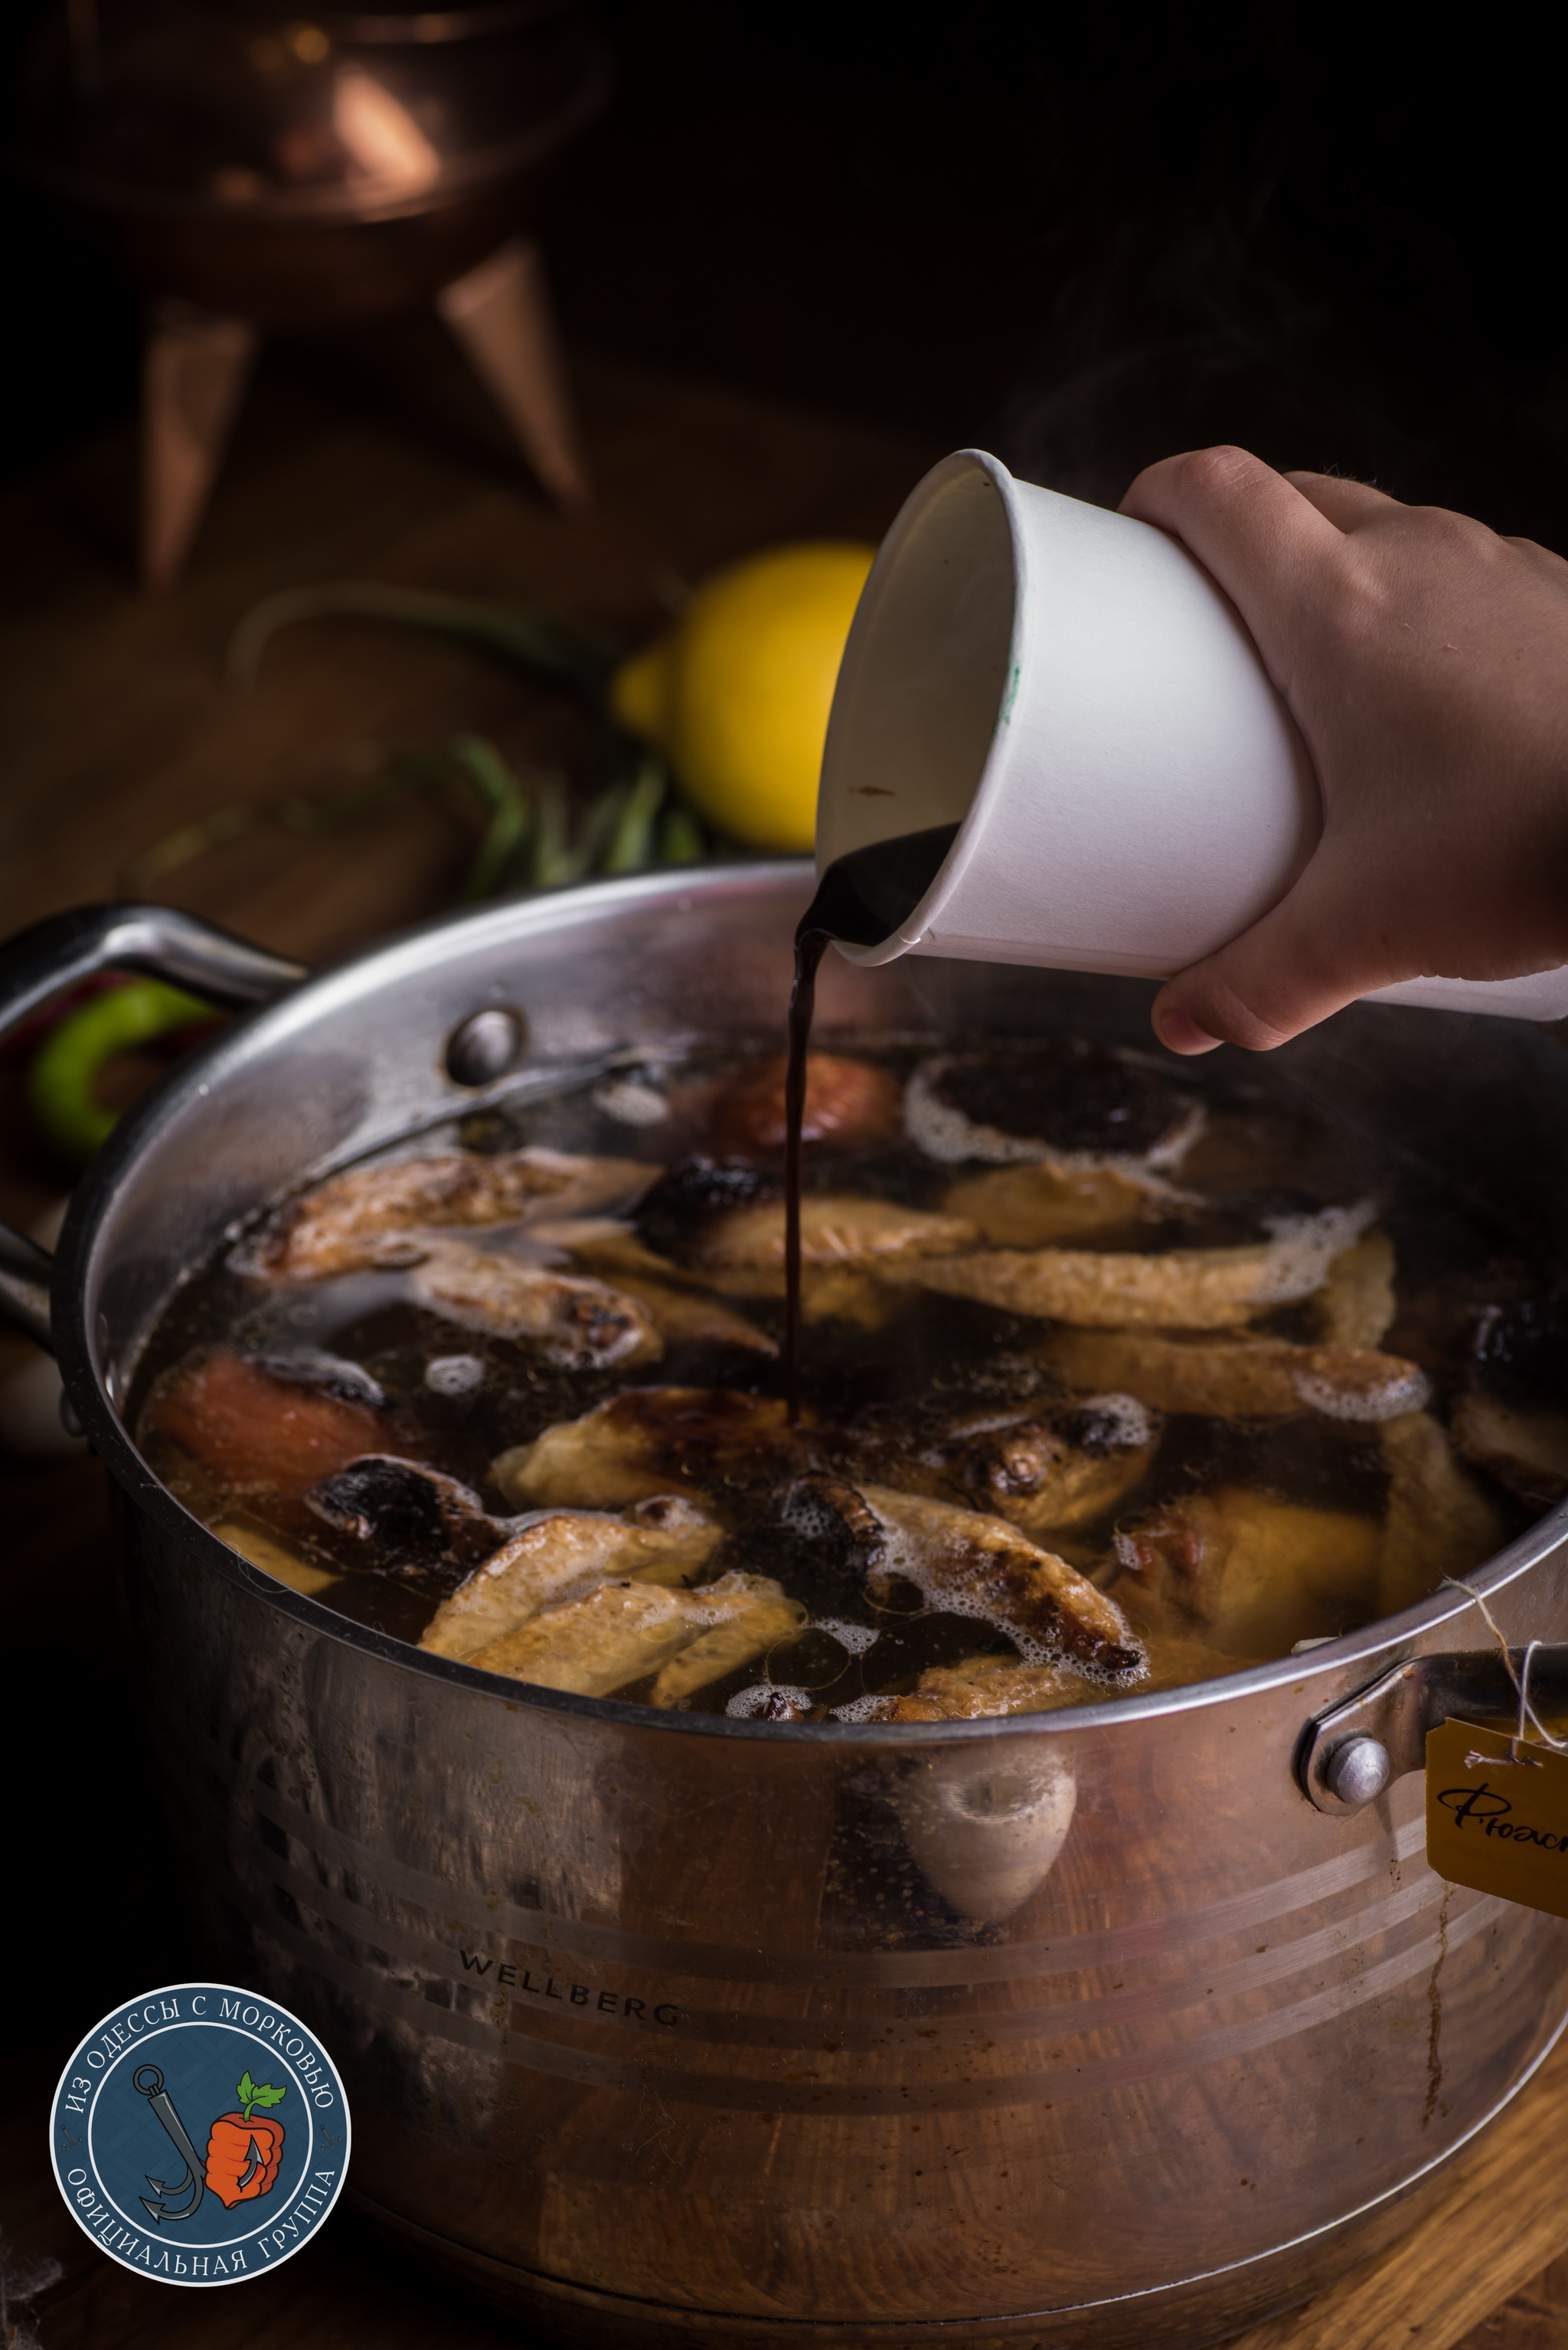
xmin=51 ymin=862 xmax=1568 ymax=1746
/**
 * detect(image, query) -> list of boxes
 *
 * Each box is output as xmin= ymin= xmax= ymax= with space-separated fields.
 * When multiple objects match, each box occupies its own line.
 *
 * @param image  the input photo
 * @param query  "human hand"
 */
xmin=1119 ymin=448 xmax=1568 ymax=1051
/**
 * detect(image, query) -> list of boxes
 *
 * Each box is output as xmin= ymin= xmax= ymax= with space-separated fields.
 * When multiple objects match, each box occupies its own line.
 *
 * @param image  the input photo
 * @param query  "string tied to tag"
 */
xmin=1442 ymin=1578 xmax=1568 ymax=1767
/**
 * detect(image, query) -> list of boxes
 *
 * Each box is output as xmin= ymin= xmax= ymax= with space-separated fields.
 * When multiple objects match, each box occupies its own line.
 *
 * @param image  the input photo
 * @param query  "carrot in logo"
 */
xmin=204 ymin=2073 xmax=288 ymax=2208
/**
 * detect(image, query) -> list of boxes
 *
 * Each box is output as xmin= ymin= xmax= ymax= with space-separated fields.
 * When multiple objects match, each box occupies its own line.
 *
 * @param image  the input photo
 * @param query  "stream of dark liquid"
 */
xmin=784 ymin=822 xmax=960 ymax=1420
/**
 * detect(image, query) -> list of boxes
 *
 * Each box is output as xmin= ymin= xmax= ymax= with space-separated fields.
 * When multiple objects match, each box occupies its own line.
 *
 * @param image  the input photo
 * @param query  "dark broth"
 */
xmin=786 ymin=825 xmax=960 ymax=1417
xmin=134 ymin=1024 xmax=1547 ymax=1722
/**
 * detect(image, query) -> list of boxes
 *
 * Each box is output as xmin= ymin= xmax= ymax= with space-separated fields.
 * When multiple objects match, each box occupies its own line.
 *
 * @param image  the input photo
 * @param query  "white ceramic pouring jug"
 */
xmin=816 ymin=447 xmax=1568 ymax=1020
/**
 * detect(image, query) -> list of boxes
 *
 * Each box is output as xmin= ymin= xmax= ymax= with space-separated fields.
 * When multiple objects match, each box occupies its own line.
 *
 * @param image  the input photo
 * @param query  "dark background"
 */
xmin=6 ymin=49 xmax=1568 ymax=2350
xmin=3 ymin=0 xmax=1567 ymax=2052
xmin=5 ymin=0 xmax=1568 ymax=537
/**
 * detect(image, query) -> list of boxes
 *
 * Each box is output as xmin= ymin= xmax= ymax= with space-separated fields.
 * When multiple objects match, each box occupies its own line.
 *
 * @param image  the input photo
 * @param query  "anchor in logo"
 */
xmin=132 ymin=2064 xmax=209 ymax=2223
xmin=132 ymin=2064 xmax=289 ymax=2224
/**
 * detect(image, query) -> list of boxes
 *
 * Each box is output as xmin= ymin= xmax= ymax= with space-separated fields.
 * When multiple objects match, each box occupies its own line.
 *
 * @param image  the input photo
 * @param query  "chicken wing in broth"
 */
xmin=134 ymin=1025 xmax=1544 ymax=1720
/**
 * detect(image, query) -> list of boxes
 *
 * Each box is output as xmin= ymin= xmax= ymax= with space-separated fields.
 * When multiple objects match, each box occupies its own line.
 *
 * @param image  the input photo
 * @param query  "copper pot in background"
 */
xmin=11 ymin=0 xmax=609 ymax=576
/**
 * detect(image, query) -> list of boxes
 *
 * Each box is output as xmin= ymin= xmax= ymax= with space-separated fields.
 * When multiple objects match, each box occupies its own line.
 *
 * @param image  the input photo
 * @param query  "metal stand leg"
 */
xmin=437 ymin=238 xmax=591 ymax=511
xmin=141 ymin=299 xmax=258 ymax=590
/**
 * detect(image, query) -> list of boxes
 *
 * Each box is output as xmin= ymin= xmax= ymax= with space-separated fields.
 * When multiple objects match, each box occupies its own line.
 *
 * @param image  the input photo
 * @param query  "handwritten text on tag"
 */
xmin=1426 ymin=1718 xmax=1568 ymax=1920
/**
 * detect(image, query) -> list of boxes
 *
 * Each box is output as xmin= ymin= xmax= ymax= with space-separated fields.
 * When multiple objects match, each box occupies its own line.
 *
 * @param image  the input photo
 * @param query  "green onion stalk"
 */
xmin=126 ymin=583 xmax=714 ymax=904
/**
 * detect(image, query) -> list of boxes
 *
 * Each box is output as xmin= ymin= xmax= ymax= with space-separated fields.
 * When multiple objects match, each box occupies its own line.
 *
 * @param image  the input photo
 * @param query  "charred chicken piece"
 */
xmin=607 ymin=1276 xmax=778 ymax=1354
xmin=410 ymin=1241 xmax=662 ymax=1371
xmin=923 ymin=1394 xmax=1159 ymax=1536
xmin=635 ymin=1155 xmax=975 ymax=1293
xmin=858 ymin=1483 xmax=1143 ymax=1677
xmin=303 ymin=1454 xmax=500 ymax=1574
xmin=1107 ymin=1582 xmax=1266 ymax=1688
xmin=1315 ymin=1230 xmax=1396 ymax=1350
xmin=535 ymin=1219 xmax=689 ymax=1283
xmin=736 ymin=1472 xmax=894 ymax=1620
xmin=646 ymin=1587 xmax=808 ymax=1707
xmin=711 ymin=1052 xmax=901 ymax=1155
xmin=1377 ymin=1410 xmax=1503 ymax=1616
xmin=692 ymin=1195 xmax=978 ymax=1296
xmin=885 ymin=1655 xmax=1097 ymax=1720
xmin=884 ymin=1204 xmax=1374 ymax=1329
xmin=492 ymin=1387 xmax=809 ymax=1509
xmin=635 ymin=1157 xmax=780 ymax=1262
xmin=466 ymin=1570 xmax=799 ymax=1697
xmin=1452 ymin=1392 xmax=1568 ymax=1508
xmin=263 ymin=1147 xmax=658 ymax=1280
xmin=793 ymin=1266 xmax=900 ymax=1329
xmin=1111 ymin=1487 xmax=1382 ymax=1659
xmin=420 ymin=1495 xmax=723 ymax=1662
xmin=532 ymin=1221 xmax=777 ymax=1355
xmin=1035 ymin=1327 xmax=1430 ymax=1422
xmin=905 ymin=1044 xmax=1204 ymax=1170
xmin=632 ymin=1162 xmax=949 ymax=1322
xmin=153 ymin=1350 xmax=402 ymax=1505
xmin=1451 ymin=1301 xmax=1568 ymax=1506
xmin=941 ymin=1160 xmax=1166 ymax=1248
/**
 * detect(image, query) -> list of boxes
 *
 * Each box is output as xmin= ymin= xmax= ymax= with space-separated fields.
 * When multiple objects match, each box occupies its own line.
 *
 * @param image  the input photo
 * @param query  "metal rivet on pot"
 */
xmin=445 ymin=1008 xmax=525 ymax=1087
xmin=1325 ymin=1734 xmax=1391 ymax=1809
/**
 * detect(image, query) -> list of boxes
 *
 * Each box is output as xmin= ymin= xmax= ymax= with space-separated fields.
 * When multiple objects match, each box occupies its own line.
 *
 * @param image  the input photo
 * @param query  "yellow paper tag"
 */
xmin=1426 ymin=1718 xmax=1568 ymax=1919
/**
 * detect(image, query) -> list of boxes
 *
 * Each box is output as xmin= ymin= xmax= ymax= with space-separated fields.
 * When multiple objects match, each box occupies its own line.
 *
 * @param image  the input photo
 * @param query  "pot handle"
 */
xmin=1298 ymin=1642 xmax=1568 ymax=1813
xmin=0 ymin=903 xmax=307 ymax=1348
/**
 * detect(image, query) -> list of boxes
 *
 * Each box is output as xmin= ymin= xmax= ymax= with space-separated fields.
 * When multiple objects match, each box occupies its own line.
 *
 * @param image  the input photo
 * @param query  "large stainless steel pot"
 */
xmin=6 ymin=868 xmax=1568 ymax=2348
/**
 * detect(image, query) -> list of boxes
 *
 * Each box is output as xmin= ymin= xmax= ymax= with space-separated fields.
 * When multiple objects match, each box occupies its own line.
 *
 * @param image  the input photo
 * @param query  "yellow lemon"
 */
xmin=610 ymin=541 xmax=876 ymax=852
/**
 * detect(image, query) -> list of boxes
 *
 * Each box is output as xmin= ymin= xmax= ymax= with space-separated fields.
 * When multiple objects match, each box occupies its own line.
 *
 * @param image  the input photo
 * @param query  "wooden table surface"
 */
xmin=1 ymin=337 xmax=1564 ymax=2349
